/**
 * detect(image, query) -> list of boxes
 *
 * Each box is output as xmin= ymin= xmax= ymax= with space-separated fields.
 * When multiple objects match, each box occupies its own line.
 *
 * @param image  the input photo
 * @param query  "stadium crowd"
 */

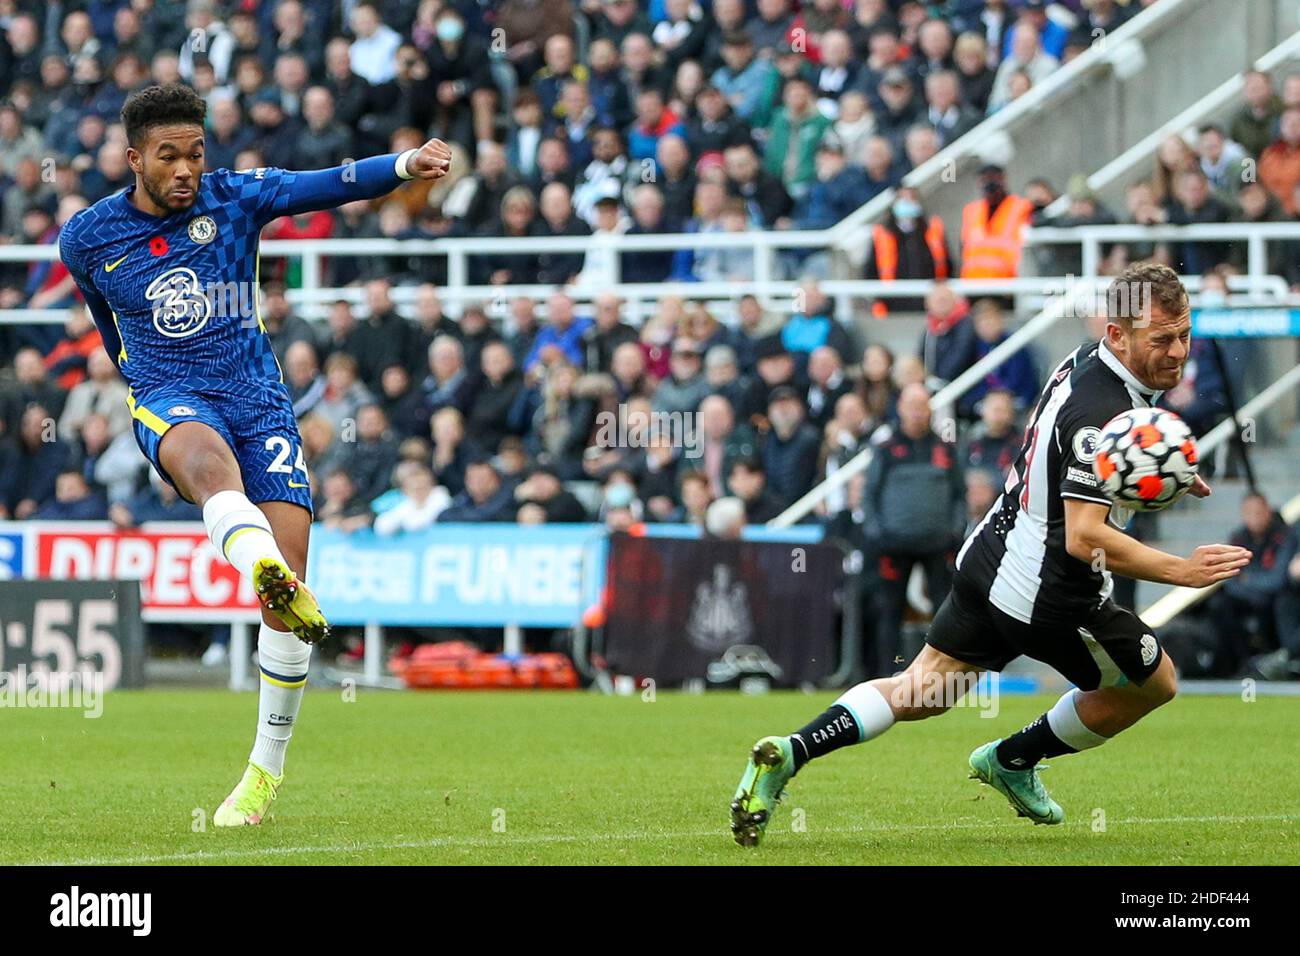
xmin=1 ymin=0 xmax=1298 ymax=677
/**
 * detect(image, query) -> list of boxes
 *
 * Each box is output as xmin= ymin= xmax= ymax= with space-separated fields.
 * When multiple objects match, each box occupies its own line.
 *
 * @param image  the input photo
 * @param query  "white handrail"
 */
xmin=3 ymin=219 xmax=1288 ymax=267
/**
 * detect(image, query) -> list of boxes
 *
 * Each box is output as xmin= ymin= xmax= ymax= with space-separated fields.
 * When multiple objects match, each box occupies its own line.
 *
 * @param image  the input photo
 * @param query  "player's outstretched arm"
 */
xmin=1063 ymin=498 xmax=1252 ymax=588
xmin=258 ymin=138 xmax=453 ymax=222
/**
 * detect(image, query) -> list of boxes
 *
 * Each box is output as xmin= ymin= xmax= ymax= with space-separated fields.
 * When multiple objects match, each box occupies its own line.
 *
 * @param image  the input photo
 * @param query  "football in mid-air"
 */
xmin=1093 ymin=407 xmax=1199 ymax=512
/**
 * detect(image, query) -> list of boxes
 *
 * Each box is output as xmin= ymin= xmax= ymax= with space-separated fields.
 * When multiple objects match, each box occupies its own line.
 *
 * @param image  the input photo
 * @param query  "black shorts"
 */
xmin=925 ymin=570 xmax=1164 ymax=690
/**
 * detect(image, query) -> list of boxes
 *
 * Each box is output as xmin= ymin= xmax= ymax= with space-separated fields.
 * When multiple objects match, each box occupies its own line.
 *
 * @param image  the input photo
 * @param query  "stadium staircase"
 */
xmin=833 ymin=0 xmax=1300 ymax=269
xmin=1135 ymin=420 xmax=1300 ymax=611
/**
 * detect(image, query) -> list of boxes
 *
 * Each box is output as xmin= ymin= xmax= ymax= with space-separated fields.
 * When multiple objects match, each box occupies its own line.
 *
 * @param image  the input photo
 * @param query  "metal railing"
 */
xmin=2 ymin=221 xmax=1295 ymax=329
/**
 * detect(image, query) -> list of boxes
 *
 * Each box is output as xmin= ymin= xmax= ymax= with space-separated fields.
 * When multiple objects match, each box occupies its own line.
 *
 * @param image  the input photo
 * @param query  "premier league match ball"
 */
xmin=1093 ymin=407 xmax=1199 ymax=512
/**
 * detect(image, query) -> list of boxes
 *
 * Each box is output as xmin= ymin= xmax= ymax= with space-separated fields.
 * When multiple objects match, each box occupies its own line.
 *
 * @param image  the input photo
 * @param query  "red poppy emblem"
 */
xmin=149 ymin=236 xmax=169 ymax=257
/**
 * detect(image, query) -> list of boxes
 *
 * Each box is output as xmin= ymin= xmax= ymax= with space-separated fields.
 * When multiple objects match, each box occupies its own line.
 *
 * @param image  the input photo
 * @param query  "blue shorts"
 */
xmin=127 ymin=381 xmax=313 ymax=514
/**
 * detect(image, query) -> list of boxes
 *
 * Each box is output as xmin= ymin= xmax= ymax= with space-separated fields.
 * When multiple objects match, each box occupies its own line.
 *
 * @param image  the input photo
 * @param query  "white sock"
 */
xmin=250 ymin=622 xmax=312 ymax=777
xmin=203 ymin=490 xmax=285 ymax=579
xmin=1046 ymin=689 xmax=1108 ymax=751
xmin=834 ymin=682 xmax=897 ymax=742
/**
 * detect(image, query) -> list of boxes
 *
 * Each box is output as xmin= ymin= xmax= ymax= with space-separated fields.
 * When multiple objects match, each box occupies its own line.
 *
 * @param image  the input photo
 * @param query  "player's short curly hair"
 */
xmin=121 ymin=84 xmax=207 ymax=150
xmin=1107 ymin=262 xmax=1188 ymax=330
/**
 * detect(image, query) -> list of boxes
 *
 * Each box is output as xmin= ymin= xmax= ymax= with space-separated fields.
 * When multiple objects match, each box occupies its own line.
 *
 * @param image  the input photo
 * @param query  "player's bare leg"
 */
xmin=158 ymin=423 xmax=325 ymax=825
xmin=158 ymin=422 xmax=328 ymax=645
xmin=731 ymin=645 xmax=982 ymax=846
xmin=1072 ymin=652 xmax=1178 ymax=736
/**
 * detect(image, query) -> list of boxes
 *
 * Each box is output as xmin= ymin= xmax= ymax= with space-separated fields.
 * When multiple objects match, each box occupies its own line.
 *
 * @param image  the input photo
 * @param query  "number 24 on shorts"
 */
xmin=265 ymin=436 xmax=308 ymax=485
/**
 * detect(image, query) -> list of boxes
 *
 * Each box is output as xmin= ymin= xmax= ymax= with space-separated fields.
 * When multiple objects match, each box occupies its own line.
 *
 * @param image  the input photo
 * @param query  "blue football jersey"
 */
xmin=58 ymin=155 xmax=410 ymax=394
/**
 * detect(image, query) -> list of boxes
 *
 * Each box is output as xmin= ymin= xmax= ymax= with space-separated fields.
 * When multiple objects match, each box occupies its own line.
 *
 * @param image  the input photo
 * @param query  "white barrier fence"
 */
xmin=0 ymin=222 xmax=1295 ymax=330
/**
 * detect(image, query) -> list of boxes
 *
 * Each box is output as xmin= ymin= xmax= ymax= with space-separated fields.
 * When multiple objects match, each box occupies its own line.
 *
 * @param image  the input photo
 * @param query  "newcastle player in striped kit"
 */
xmin=730 ymin=263 xmax=1253 ymax=846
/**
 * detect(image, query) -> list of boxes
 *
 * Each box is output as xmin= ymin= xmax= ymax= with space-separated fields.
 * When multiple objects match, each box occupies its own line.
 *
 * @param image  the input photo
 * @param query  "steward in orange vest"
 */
xmin=959 ymin=165 xmax=1033 ymax=279
xmin=866 ymin=189 xmax=951 ymax=317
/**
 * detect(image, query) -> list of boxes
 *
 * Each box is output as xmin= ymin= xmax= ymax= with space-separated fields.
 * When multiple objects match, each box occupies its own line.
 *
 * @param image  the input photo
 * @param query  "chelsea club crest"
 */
xmin=187 ymin=215 xmax=217 ymax=244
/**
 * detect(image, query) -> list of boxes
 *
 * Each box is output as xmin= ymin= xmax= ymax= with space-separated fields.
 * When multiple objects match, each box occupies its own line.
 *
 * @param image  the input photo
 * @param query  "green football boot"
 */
xmin=968 ymin=739 xmax=1064 ymax=825
xmin=730 ymin=736 xmax=796 ymax=847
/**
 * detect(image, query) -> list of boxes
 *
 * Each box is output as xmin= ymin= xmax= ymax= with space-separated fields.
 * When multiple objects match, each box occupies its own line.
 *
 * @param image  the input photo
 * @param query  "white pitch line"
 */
xmin=19 ymin=812 xmax=1298 ymax=866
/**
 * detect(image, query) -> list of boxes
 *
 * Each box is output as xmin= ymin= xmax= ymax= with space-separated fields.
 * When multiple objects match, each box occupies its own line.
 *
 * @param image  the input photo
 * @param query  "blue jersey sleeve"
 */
xmin=240 ymin=154 xmax=410 ymax=226
xmin=58 ymin=225 xmax=125 ymax=366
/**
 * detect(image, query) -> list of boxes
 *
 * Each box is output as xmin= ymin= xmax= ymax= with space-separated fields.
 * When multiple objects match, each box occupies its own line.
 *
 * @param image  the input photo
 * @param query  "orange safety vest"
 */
xmin=959 ymin=194 xmax=1033 ymax=279
xmin=870 ymin=218 xmax=949 ymax=318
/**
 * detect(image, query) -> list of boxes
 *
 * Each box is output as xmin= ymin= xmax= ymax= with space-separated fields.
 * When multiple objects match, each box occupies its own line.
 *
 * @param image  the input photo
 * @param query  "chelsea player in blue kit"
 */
xmin=58 ymin=85 xmax=452 ymax=826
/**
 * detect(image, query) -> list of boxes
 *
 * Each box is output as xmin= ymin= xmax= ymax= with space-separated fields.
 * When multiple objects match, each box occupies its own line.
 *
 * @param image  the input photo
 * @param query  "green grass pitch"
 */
xmin=3 ymin=689 xmax=1297 ymax=865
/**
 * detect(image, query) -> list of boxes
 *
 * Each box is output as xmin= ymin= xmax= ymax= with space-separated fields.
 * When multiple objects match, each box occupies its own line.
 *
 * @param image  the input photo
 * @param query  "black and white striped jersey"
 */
xmin=955 ymin=340 xmax=1162 ymax=626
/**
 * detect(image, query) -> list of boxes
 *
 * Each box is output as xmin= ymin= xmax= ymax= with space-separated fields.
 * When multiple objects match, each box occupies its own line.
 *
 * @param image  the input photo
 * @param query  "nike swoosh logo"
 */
xmin=288 ymin=481 xmax=309 ymax=488
xmin=103 ymin=254 xmax=130 ymax=272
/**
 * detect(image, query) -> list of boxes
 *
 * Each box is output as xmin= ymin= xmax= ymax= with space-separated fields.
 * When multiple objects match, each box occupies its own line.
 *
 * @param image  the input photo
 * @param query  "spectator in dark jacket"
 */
xmin=422 ymin=335 xmax=479 ymax=431
xmin=0 ymin=404 xmax=68 ymax=519
xmin=923 ymin=70 xmax=980 ymax=148
xmin=724 ymin=142 xmax=793 ymax=227
xmin=110 ymin=472 xmax=204 ymax=527
xmin=728 ymin=456 xmax=787 ymax=524
xmin=315 ymin=469 xmax=376 ymax=533
xmin=960 ymin=298 xmax=1039 ymax=416
xmin=378 ymin=363 xmax=430 ymax=440
xmin=472 ymin=186 xmax=542 ymax=285
xmin=455 ymin=304 xmax=502 ymax=377
xmin=1165 ymin=169 xmax=1233 ymax=274
xmin=338 ymin=404 xmax=400 ymax=503
xmin=619 ymin=184 xmax=676 ymax=282
xmin=793 ymin=138 xmax=872 ymax=230
xmin=533 ymin=182 xmax=591 ymax=285
xmin=2 ymin=349 xmax=68 ymax=437
xmin=467 ymin=342 xmax=525 ymax=455
xmin=686 ymin=84 xmax=752 ymax=157
xmin=322 ymin=37 xmax=373 ymax=134
xmin=204 ymin=94 xmax=257 ymax=172
xmin=918 ymin=283 xmax=979 ymax=390
xmin=962 ymin=388 xmax=1020 ymax=481
xmin=804 ymin=347 xmax=854 ymax=431
xmin=1210 ymin=494 xmax=1292 ymax=675
xmin=513 ymin=465 xmax=589 ymax=522
xmin=422 ymin=7 xmax=497 ymax=150
xmin=761 ymin=387 xmax=822 ymax=504
xmin=583 ymin=294 xmax=640 ymax=373
xmin=294 ymin=86 xmax=353 ymax=169
xmin=860 ymin=384 xmax=965 ymax=676
xmin=35 ymin=470 xmax=108 ymax=520
xmin=438 ymin=459 xmax=518 ymax=522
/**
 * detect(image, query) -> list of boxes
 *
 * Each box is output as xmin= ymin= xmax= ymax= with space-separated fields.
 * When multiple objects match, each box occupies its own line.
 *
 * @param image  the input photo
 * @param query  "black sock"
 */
xmin=789 ymin=704 xmax=860 ymax=770
xmin=995 ymin=714 xmax=1077 ymax=769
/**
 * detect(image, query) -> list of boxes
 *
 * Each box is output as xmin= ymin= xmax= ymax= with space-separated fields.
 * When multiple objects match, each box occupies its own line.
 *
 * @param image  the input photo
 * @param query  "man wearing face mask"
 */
xmin=423 ymin=10 xmax=497 ymax=157
xmin=866 ymin=185 xmax=950 ymax=316
xmin=959 ymin=164 xmax=1034 ymax=279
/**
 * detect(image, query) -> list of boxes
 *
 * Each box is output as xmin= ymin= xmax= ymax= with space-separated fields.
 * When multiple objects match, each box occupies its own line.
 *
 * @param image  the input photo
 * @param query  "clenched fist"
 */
xmin=404 ymin=138 xmax=453 ymax=180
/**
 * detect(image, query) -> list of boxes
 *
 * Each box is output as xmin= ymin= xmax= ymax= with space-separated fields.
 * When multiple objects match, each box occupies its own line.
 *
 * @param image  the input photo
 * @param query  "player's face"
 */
xmin=1117 ymin=303 xmax=1192 ymax=391
xmin=129 ymin=123 xmax=205 ymax=215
